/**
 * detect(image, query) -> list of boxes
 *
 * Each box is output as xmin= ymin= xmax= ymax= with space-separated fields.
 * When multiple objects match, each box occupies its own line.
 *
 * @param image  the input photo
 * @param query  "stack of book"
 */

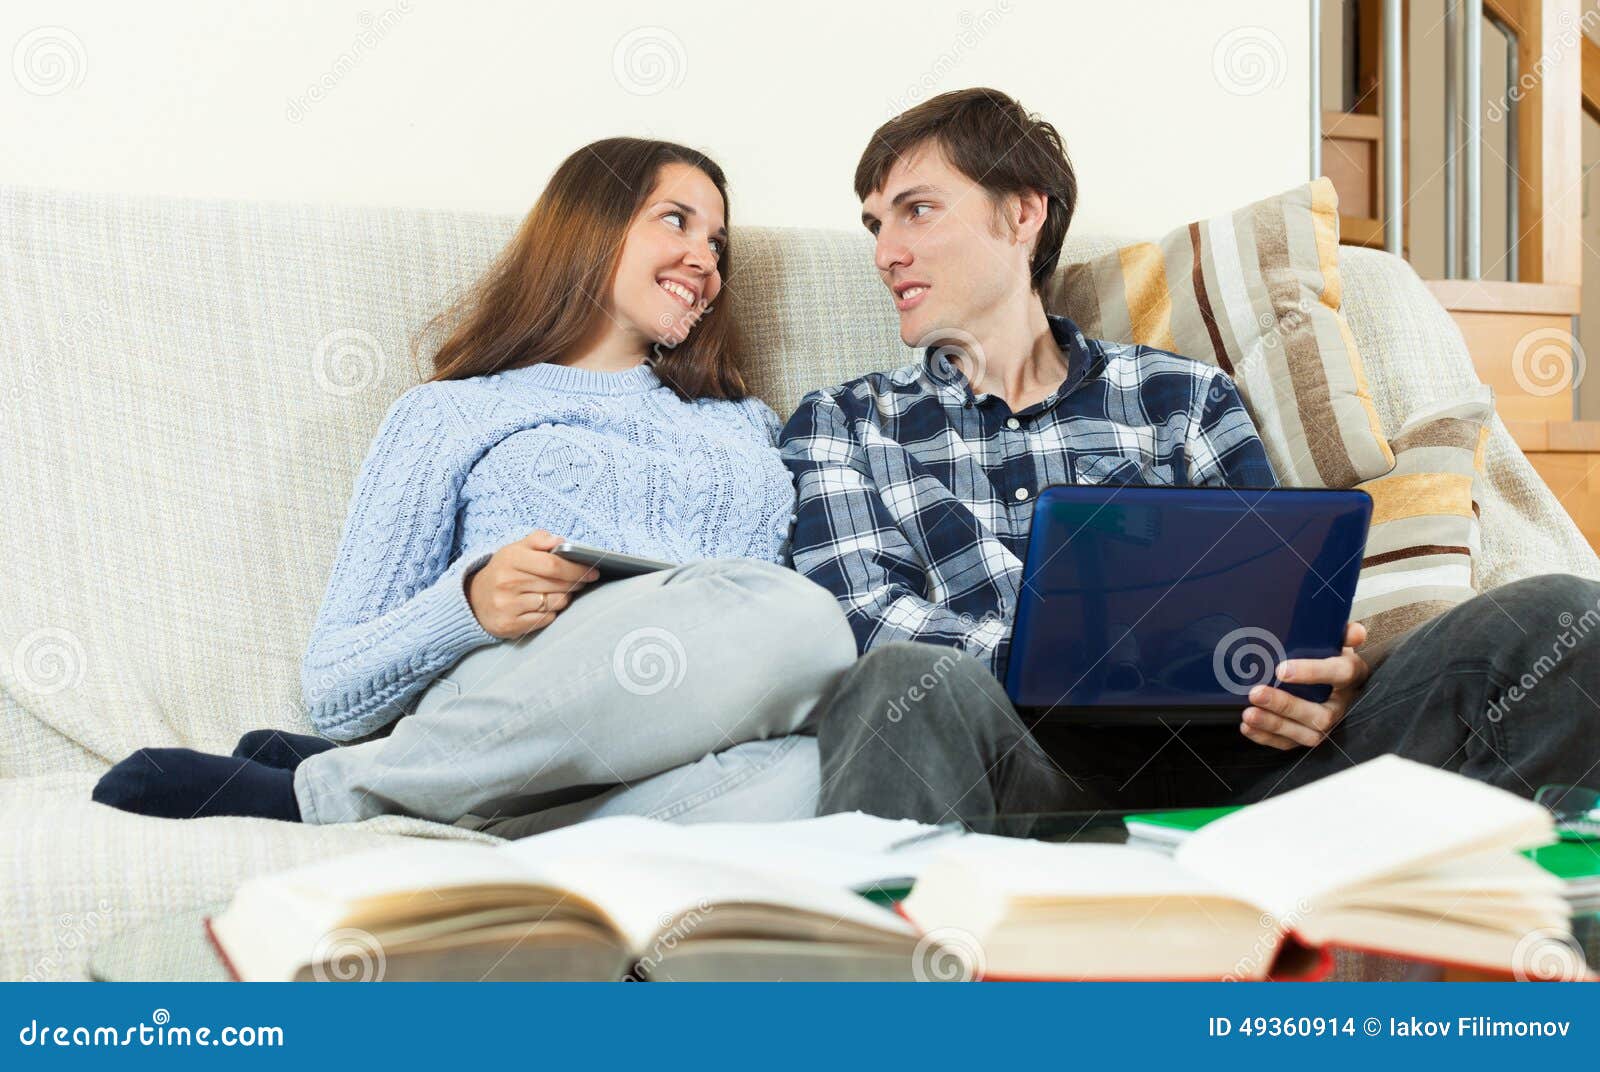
xmin=207 ymin=812 xmax=949 ymax=982
xmin=1528 ymin=842 xmax=1600 ymax=916
xmin=1129 ymin=797 xmax=1600 ymax=921
xmin=903 ymin=755 xmax=1589 ymax=980
xmin=206 ymin=755 xmax=1592 ymax=981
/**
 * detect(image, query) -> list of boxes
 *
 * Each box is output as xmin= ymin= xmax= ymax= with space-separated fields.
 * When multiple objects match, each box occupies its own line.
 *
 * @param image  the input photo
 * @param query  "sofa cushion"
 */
xmin=1331 ymin=246 xmax=1597 ymax=594
xmin=1047 ymin=178 xmax=1395 ymax=489
xmin=1350 ymin=386 xmax=1493 ymax=667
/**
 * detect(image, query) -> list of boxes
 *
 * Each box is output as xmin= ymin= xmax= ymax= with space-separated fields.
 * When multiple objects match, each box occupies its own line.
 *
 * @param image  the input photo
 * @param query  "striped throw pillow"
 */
xmin=1349 ymin=387 xmax=1493 ymax=667
xmin=1049 ymin=177 xmax=1394 ymax=489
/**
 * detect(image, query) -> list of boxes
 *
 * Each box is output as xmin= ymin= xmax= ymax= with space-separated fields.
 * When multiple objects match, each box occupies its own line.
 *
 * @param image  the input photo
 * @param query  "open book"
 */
xmin=207 ymin=813 xmax=947 ymax=982
xmin=901 ymin=755 xmax=1592 ymax=981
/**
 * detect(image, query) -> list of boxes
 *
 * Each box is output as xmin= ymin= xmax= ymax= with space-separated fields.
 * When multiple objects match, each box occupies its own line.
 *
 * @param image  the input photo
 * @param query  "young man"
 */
xmin=780 ymin=87 xmax=1600 ymax=824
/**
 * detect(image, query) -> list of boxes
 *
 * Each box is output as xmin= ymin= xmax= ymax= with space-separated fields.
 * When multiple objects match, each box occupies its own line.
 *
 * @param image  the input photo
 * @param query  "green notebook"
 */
xmin=1122 ymin=806 xmax=1239 ymax=847
xmin=1527 ymin=840 xmax=1600 ymax=880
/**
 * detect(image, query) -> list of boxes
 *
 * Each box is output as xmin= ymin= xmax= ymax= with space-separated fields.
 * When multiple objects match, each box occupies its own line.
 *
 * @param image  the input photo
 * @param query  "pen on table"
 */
xmin=886 ymin=822 xmax=965 ymax=852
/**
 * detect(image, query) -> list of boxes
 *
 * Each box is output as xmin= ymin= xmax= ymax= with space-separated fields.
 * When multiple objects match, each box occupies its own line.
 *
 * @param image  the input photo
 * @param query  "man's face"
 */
xmin=859 ymin=143 xmax=1029 ymax=349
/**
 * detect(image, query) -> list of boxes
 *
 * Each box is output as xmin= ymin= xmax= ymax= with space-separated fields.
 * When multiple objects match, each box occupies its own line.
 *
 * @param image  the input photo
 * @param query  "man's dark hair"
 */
xmin=855 ymin=87 xmax=1077 ymax=293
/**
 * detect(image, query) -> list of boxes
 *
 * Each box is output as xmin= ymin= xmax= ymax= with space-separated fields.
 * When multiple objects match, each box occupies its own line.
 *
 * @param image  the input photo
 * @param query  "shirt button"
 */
xmin=1005 ymin=417 xmax=1021 ymax=430
xmin=1015 ymin=487 xmax=1030 ymax=502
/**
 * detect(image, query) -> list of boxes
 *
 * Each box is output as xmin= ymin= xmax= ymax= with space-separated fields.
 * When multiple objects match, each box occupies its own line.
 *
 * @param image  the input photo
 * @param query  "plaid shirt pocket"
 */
xmin=1073 ymin=453 xmax=1176 ymax=487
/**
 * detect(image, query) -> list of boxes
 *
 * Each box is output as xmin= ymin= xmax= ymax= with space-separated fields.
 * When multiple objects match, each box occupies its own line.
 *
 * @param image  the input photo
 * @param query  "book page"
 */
xmin=528 ymin=852 xmax=914 ymax=954
xmin=915 ymin=836 xmax=1234 ymax=899
xmin=215 ymin=842 xmax=542 ymax=979
xmin=1176 ymin=755 xmax=1555 ymax=918
xmin=493 ymin=815 xmax=926 ymax=954
xmin=659 ymin=812 xmax=950 ymax=889
xmin=1376 ymin=848 xmax=1567 ymax=897
xmin=497 ymin=812 xmax=950 ymax=891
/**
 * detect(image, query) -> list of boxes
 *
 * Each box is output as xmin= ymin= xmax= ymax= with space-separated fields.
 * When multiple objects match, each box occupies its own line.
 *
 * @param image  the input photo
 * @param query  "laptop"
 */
xmin=1003 ymin=485 xmax=1372 ymax=724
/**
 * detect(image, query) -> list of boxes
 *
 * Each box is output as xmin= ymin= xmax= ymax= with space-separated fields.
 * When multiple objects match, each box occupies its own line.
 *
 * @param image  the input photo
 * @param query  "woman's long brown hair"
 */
xmin=417 ymin=138 xmax=746 ymax=400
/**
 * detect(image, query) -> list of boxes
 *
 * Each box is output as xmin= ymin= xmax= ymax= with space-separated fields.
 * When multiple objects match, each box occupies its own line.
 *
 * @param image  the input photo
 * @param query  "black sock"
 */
xmin=91 ymin=748 xmax=302 ymax=821
xmin=231 ymin=728 xmax=336 ymax=770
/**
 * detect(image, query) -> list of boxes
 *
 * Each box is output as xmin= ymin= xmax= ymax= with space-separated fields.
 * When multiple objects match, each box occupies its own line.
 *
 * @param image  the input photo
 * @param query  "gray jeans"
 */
xmin=816 ymin=573 xmax=1600 ymax=824
xmin=293 ymin=558 xmax=856 ymax=832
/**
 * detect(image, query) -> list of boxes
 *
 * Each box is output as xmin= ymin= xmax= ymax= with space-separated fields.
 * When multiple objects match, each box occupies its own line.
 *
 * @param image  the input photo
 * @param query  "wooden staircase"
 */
xmin=1321 ymin=0 xmax=1597 ymax=551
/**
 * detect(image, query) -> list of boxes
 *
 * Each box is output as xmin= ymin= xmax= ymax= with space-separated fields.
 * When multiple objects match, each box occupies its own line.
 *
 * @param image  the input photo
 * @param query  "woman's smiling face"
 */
xmin=611 ymin=161 xmax=727 ymax=351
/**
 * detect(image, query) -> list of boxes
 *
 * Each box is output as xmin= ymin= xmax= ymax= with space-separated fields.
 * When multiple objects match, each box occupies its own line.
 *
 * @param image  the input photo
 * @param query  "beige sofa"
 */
xmin=2 ymin=184 xmax=1596 ymax=981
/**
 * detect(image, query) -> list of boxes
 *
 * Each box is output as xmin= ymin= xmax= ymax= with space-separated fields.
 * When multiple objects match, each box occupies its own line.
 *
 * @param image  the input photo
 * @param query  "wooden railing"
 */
xmin=1320 ymin=0 xmax=1595 ymax=551
xmin=1325 ymin=0 xmax=1580 ymax=292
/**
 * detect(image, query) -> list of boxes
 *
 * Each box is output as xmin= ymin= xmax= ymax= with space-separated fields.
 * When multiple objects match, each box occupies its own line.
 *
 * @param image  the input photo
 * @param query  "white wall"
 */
xmin=2 ymin=0 xmax=1314 ymax=236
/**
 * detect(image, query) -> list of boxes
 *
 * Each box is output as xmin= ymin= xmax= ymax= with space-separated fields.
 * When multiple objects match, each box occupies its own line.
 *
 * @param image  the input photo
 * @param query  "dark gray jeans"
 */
xmin=816 ymin=573 xmax=1600 ymax=824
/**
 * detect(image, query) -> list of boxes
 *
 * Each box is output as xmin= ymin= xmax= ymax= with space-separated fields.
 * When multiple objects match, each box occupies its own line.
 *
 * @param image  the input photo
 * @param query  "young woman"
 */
xmin=92 ymin=139 xmax=856 ymax=837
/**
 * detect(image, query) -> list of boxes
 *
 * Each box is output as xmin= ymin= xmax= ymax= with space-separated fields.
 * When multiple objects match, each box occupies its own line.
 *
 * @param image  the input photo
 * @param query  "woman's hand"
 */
xmin=1239 ymin=622 xmax=1371 ymax=750
xmin=466 ymin=530 xmax=599 ymax=640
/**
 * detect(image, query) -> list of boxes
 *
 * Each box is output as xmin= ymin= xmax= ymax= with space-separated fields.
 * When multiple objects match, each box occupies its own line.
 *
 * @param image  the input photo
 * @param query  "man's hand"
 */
xmin=1240 ymin=622 xmax=1370 ymax=750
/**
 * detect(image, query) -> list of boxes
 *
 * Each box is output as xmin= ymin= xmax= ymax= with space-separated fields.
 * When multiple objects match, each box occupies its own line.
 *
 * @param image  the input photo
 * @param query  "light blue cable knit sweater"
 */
xmin=300 ymin=360 xmax=796 ymax=741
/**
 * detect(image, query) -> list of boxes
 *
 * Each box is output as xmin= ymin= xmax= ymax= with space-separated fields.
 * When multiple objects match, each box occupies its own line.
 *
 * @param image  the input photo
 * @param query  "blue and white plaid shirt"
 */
xmin=779 ymin=314 xmax=1278 ymax=677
